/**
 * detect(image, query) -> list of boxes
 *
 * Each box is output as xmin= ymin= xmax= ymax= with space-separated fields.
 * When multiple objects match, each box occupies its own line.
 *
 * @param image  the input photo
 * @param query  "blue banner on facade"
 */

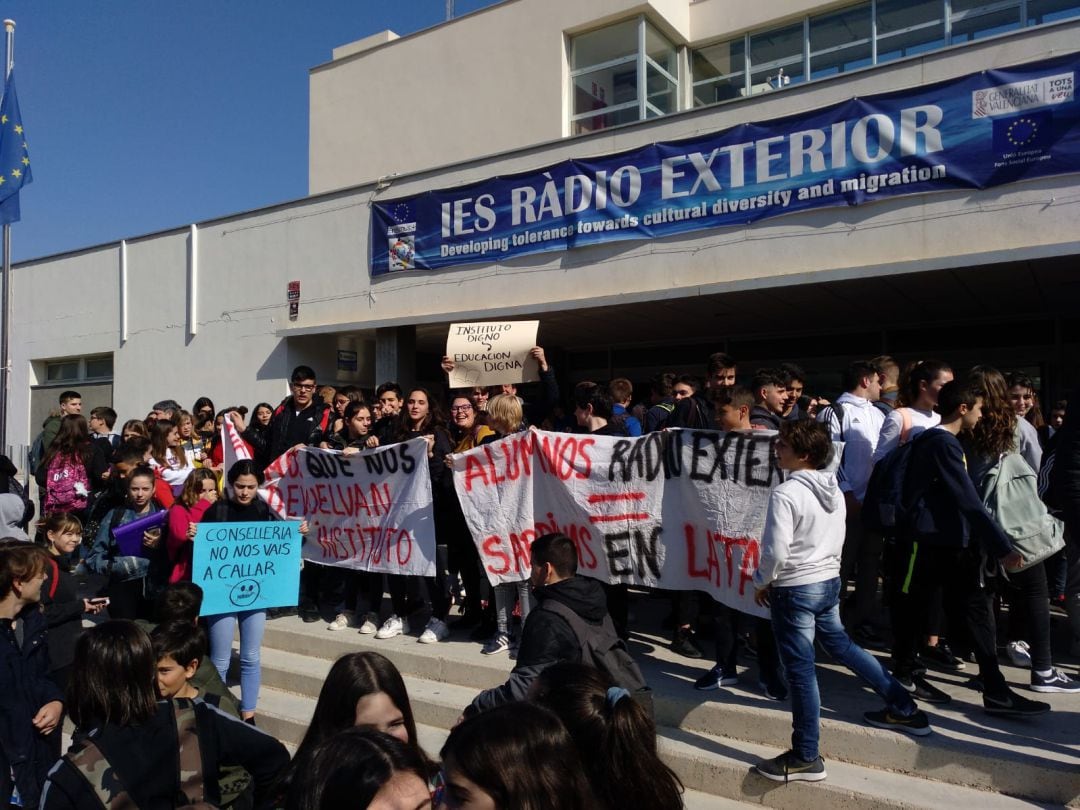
xmin=370 ymin=54 xmax=1079 ymax=276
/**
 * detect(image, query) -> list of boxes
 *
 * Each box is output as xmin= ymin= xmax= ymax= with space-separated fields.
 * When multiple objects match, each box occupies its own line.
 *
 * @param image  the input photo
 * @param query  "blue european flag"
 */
xmin=0 ymin=72 xmax=31 ymax=225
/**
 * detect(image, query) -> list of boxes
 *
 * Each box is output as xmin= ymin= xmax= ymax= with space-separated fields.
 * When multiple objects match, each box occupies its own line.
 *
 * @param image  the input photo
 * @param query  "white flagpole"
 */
xmin=0 ymin=18 xmax=13 ymax=456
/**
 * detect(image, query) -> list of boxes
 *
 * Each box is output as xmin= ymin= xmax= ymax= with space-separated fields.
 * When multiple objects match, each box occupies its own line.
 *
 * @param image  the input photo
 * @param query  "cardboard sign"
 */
xmin=260 ymin=442 xmax=436 ymax=577
xmin=193 ymin=521 xmax=302 ymax=616
xmin=451 ymin=428 xmax=785 ymax=618
xmin=446 ymin=320 xmax=540 ymax=387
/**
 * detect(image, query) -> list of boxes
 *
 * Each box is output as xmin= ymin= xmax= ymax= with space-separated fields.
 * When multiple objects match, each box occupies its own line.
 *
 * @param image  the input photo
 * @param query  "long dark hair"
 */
xmin=284 ymin=729 xmax=429 ymax=810
xmin=68 ymin=620 xmax=158 ymax=728
xmin=531 ymin=664 xmax=682 ymax=810
xmin=441 ymin=702 xmax=595 ymax=810
xmin=148 ymin=418 xmax=178 ymax=468
xmin=41 ymin=414 xmax=93 ymax=473
xmin=396 ymin=387 xmax=446 ymax=438
xmin=279 ymin=653 xmax=430 ymax=799
xmin=967 ymin=365 xmax=1017 ymax=457
xmin=899 ymin=359 xmax=952 ymax=408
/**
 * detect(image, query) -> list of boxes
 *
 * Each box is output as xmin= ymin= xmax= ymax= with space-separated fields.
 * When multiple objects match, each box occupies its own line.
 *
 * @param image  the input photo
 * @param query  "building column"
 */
xmin=375 ymin=326 xmax=416 ymax=393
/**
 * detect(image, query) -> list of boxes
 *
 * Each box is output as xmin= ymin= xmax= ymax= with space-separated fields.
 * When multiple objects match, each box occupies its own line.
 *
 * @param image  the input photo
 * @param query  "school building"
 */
xmin=8 ymin=0 xmax=1080 ymax=451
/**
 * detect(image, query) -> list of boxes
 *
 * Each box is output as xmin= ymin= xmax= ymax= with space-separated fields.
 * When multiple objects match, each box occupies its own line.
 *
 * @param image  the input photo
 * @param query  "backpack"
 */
xmin=981 ymin=452 xmax=1066 ymax=573
xmin=44 ymin=451 xmax=91 ymax=514
xmin=541 ymin=598 xmax=653 ymax=717
xmin=66 ymin=698 xmax=217 ymax=809
xmin=27 ymin=431 xmax=45 ymax=476
xmin=862 ymin=421 xmax=933 ymax=535
xmin=7 ymin=475 xmax=34 ymax=530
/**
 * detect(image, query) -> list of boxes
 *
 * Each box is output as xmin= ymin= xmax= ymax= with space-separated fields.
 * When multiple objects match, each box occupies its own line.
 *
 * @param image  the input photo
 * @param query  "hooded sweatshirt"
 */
xmin=753 ymin=469 xmax=846 ymax=589
xmin=0 ymin=492 xmax=28 ymax=541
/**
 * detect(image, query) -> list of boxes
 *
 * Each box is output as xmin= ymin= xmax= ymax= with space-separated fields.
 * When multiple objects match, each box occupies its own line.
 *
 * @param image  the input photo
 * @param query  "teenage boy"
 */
xmin=372 ymin=382 xmax=405 ymax=445
xmin=694 ymin=387 xmax=786 ymax=699
xmin=267 ymin=365 xmax=332 ymax=461
xmin=644 ymin=372 xmax=677 ymax=433
xmin=753 ymin=421 xmax=930 ymax=783
xmin=40 ymin=390 xmax=83 ymax=451
xmin=780 ymin=363 xmax=807 ymax=421
xmin=895 ymin=380 xmax=1052 ymax=714
xmin=88 ymin=406 xmax=121 ymax=453
xmin=0 ymin=541 xmax=64 ymax=808
xmin=609 ymin=378 xmax=642 ymax=437
xmin=151 ymin=620 xmax=207 ymax=702
xmin=818 ymin=360 xmax=885 ymax=641
xmin=706 ymin=352 xmax=737 ymax=390
xmin=749 ymin=369 xmax=787 ymax=430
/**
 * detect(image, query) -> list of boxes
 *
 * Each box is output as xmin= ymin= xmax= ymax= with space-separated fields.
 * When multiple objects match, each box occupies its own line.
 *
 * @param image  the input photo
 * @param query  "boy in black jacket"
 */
xmin=895 ymin=381 xmax=1049 ymax=716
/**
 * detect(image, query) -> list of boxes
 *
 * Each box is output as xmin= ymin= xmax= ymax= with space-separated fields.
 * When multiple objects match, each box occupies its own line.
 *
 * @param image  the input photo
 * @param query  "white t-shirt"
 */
xmin=873 ymin=407 xmax=941 ymax=463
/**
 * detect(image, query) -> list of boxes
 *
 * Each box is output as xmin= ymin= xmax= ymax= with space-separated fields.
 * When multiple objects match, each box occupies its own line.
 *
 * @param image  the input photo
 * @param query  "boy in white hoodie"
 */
xmin=752 ymin=420 xmax=930 ymax=784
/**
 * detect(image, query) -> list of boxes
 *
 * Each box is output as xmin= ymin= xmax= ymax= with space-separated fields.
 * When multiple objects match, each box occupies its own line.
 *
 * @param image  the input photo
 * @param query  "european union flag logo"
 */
xmin=991 ymin=109 xmax=1054 ymax=155
xmin=0 ymin=72 xmax=31 ymax=225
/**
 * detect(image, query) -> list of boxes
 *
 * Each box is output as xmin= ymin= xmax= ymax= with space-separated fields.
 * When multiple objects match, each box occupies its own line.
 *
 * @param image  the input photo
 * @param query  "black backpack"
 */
xmin=541 ymin=599 xmax=653 ymax=717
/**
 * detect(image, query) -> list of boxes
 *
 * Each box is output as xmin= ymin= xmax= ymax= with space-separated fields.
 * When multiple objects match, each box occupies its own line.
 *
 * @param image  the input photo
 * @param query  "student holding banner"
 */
xmin=377 ymin=389 xmax=454 ymax=644
xmin=202 ymin=460 xmax=307 ymax=723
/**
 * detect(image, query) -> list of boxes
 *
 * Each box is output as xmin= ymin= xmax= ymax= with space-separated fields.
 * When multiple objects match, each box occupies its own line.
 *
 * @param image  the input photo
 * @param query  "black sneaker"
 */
xmin=671 ymin=629 xmax=705 ymax=659
xmin=1031 ymin=668 xmax=1080 ymax=694
xmin=864 ymin=708 xmax=932 ymax=737
xmin=896 ymin=674 xmax=951 ymax=705
xmin=921 ymin=642 xmax=965 ymax=672
xmin=694 ymin=665 xmax=738 ymax=691
xmin=853 ymin=623 xmax=884 ymax=647
xmin=754 ymin=750 xmax=826 ymax=783
xmin=300 ymin=609 xmax=321 ymax=624
xmin=983 ymin=691 xmax=1051 ymax=716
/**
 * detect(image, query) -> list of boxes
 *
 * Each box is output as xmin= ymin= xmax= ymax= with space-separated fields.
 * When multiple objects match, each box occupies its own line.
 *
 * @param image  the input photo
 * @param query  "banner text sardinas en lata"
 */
xmin=450 ymin=428 xmax=784 ymax=618
xmin=261 ymin=440 xmax=436 ymax=577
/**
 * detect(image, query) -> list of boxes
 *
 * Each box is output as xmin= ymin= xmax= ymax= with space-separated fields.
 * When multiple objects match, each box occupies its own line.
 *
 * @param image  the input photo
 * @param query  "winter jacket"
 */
xmin=165 ymin=499 xmax=214 ymax=584
xmin=242 ymin=424 xmax=273 ymax=471
xmin=467 ymin=575 xmax=609 ymax=715
xmin=0 ymin=604 xmax=64 ymax=809
xmin=39 ymin=698 xmax=289 ymax=810
xmin=749 ymin=405 xmax=782 ymax=431
xmin=41 ymin=553 xmax=86 ymax=673
xmin=40 ymin=414 xmax=62 ymax=453
xmin=903 ymin=428 xmax=1013 ymax=558
xmin=754 ymin=470 xmax=846 ymax=589
xmin=611 ymin=404 xmax=642 ymax=437
xmin=86 ymin=503 xmax=168 ymax=584
xmin=267 ymin=399 xmax=332 ymax=462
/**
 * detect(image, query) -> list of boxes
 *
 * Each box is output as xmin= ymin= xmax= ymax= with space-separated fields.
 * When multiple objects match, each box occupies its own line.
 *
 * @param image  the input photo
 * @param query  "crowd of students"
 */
xmin=0 ymin=346 xmax=1075 ymax=804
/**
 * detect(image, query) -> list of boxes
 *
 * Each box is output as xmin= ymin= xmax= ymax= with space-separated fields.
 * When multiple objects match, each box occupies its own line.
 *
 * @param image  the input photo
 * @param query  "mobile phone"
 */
xmin=88 ymin=597 xmax=110 ymax=606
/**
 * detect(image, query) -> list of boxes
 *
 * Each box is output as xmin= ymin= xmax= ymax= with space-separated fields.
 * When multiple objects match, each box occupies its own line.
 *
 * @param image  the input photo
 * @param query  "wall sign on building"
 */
xmin=370 ymin=54 xmax=1078 ymax=276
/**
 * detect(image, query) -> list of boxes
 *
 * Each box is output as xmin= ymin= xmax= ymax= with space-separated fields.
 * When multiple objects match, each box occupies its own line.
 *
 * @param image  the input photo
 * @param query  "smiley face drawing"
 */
xmin=229 ymin=579 xmax=261 ymax=608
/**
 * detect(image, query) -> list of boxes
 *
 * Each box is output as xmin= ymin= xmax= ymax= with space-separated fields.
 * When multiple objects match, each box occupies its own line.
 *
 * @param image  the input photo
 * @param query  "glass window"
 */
xmin=749 ymin=22 xmax=805 ymax=96
xmin=950 ymin=0 xmax=1023 ymax=42
xmin=84 ymin=356 xmax=113 ymax=379
xmin=569 ymin=17 xmax=679 ymax=134
xmin=570 ymin=19 xmax=638 ymax=70
xmin=876 ymin=0 xmax=946 ymax=62
xmin=45 ymin=361 xmax=79 ymax=382
xmin=646 ymin=64 xmax=677 ymax=114
xmin=1027 ymin=0 xmax=1080 ymax=24
xmin=692 ymin=39 xmax=746 ymax=106
xmin=810 ymin=3 xmax=872 ymax=80
xmin=645 ymin=22 xmax=677 ymax=77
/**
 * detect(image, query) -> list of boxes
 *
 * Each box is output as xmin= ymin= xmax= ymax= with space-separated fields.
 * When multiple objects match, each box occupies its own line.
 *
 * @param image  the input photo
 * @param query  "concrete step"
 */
xmin=255 ymin=615 xmax=1080 ymax=806
xmin=248 ymin=680 xmax=1054 ymax=810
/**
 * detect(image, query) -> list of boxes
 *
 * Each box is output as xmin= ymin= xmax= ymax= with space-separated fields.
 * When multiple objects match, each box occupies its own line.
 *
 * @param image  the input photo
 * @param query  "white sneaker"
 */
xmin=327 ymin=613 xmax=350 ymax=631
xmin=482 ymin=632 xmax=510 ymax=655
xmin=418 ymin=617 xmax=450 ymax=644
xmin=1006 ymin=640 xmax=1032 ymax=669
xmin=357 ymin=613 xmax=379 ymax=635
xmin=375 ymin=615 xmax=408 ymax=639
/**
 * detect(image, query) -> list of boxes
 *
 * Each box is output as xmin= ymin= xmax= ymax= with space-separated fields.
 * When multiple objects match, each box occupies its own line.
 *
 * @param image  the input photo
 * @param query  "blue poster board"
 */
xmin=193 ymin=521 xmax=302 ymax=616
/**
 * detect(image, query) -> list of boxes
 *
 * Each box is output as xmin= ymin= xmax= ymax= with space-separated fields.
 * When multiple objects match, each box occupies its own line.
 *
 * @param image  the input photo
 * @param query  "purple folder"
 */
xmin=113 ymin=510 xmax=168 ymax=558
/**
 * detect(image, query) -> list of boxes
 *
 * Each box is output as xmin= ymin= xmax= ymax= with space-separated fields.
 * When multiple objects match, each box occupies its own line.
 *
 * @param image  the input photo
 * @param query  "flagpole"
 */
xmin=0 ymin=18 xmax=13 ymax=455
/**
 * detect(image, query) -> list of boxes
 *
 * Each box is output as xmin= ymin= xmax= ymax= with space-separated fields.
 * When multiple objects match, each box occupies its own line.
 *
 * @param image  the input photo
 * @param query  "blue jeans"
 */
xmin=771 ymin=577 xmax=915 ymax=762
xmin=206 ymin=609 xmax=266 ymax=714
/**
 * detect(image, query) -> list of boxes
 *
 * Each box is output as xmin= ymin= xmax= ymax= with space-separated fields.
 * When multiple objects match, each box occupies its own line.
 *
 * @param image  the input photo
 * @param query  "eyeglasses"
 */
xmin=450 ymin=405 xmax=473 ymax=413
xmin=291 ymin=383 xmax=316 ymax=392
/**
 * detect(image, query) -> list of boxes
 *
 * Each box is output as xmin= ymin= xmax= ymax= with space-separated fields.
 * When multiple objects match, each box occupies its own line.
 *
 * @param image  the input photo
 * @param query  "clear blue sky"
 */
xmin=9 ymin=0 xmax=501 ymax=262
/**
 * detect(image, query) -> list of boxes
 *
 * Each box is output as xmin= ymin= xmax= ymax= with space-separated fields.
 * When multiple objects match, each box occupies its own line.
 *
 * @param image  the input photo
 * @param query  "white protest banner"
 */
xmin=260 ymin=440 xmax=436 ymax=576
xmin=451 ymin=428 xmax=782 ymax=618
xmin=221 ymin=416 xmax=252 ymax=494
xmin=446 ymin=320 xmax=539 ymax=388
